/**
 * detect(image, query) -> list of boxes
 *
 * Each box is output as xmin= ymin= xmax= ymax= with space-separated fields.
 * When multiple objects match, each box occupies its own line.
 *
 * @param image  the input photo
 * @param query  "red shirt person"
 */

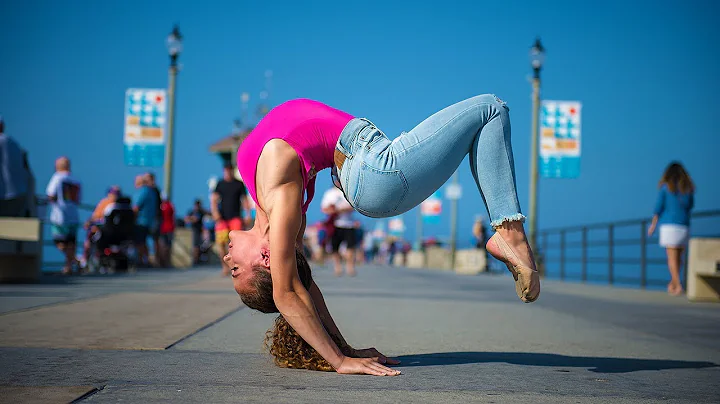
xmin=158 ymin=197 xmax=176 ymax=267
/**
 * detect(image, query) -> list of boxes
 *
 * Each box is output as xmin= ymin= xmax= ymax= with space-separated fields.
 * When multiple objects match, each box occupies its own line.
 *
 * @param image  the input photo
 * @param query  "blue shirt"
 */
xmin=654 ymin=184 xmax=694 ymax=226
xmin=133 ymin=185 xmax=159 ymax=227
xmin=0 ymin=133 xmax=29 ymax=199
xmin=187 ymin=208 xmax=205 ymax=232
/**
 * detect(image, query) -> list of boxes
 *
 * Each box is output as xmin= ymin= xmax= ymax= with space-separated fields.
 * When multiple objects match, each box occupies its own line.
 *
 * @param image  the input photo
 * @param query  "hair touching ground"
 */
xmin=240 ymin=250 xmax=354 ymax=371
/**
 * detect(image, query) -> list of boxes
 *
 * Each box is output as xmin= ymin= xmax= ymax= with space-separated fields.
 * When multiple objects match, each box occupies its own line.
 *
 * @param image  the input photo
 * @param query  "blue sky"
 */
xmin=1 ymin=0 xmax=718 ymax=247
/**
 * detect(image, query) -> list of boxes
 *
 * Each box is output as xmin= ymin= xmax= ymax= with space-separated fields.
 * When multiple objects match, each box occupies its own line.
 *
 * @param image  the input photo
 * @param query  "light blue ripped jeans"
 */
xmin=333 ymin=94 xmax=524 ymax=227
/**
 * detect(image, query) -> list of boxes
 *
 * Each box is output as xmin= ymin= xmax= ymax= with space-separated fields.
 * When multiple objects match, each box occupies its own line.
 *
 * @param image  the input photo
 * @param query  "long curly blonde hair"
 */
xmin=264 ymin=315 xmax=354 ymax=371
xmin=240 ymin=250 xmax=354 ymax=371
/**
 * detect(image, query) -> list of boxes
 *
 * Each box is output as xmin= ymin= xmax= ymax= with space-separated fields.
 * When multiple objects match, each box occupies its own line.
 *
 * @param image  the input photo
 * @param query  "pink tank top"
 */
xmin=236 ymin=99 xmax=354 ymax=214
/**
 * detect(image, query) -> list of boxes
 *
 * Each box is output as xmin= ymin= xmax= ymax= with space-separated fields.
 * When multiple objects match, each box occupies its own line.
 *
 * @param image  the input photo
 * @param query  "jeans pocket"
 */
xmin=353 ymin=162 xmax=408 ymax=218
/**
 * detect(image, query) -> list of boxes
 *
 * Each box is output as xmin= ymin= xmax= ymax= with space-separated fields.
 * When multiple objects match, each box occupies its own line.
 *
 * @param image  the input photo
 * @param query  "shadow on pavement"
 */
xmin=395 ymin=352 xmax=719 ymax=373
xmin=1 ymin=276 xmax=78 ymax=285
xmin=5 ymin=268 xmax=199 ymax=285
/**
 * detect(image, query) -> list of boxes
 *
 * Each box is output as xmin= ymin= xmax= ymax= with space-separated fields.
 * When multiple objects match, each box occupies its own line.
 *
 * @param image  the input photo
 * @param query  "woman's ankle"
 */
xmin=493 ymin=221 xmax=528 ymax=244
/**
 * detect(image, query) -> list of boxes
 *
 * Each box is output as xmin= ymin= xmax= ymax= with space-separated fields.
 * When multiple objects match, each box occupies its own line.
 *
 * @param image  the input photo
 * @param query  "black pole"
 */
xmin=560 ymin=230 xmax=566 ymax=280
xmin=542 ymin=231 xmax=548 ymax=277
xmin=608 ymin=224 xmax=614 ymax=285
xmin=581 ymin=227 xmax=588 ymax=282
xmin=640 ymin=221 xmax=647 ymax=288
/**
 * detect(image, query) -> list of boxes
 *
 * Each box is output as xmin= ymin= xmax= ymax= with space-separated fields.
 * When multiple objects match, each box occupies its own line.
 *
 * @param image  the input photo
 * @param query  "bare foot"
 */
xmin=486 ymin=223 xmax=540 ymax=303
xmin=668 ymin=282 xmax=684 ymax=296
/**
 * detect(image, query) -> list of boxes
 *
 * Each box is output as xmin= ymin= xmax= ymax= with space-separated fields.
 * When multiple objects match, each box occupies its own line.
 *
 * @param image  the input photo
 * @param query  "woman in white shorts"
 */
xmin=647 ymin=162 xmax=695 ymax=295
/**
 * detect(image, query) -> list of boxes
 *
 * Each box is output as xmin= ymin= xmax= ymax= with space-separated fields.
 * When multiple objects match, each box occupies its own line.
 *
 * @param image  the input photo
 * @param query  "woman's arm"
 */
xmin=308 ymin=281 xmax=399 ymax=365
xmin=267 ymin=185 xmax=399 ymax=376
xmin=649 ymin=187 xmax=666 ymax=236
xmin=648 ymin=215 xmax=659 ymax=236
xmin=296 ymin=213 xmax=306 ymax=250
xmin=308 ymin=280 xmax=349 ymax=349
xmin=653 ymin=187 xmax=666 ymax=217
xmin=210 ymin=192 xmax=221 ymax=221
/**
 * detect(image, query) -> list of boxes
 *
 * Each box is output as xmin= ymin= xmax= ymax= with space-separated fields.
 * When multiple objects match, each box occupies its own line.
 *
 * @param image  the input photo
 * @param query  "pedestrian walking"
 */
xmin=132 ymin=174 xmax=159 ymax=267
xmin=647 ymin=162 xmax=695 ymax=296
xmin=144 ymin=172 xmax=162 ymax=264
xmin=185 ymin=199 xmax=208 ymax=265
xmin=320 ymin=187 xmax=358 ymax=277
xmin=158 ymin=194 xmax=176 ymax=267
xmin=46 ymin=157 xmax=82 ymax=275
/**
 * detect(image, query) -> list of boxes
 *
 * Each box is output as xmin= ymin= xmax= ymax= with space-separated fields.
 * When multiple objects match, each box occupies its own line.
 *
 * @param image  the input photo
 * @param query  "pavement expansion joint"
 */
xmin=165 ymin=306 xmax=244 ymax=349
xmin=70 ymin=385 xmax=104 ymax=403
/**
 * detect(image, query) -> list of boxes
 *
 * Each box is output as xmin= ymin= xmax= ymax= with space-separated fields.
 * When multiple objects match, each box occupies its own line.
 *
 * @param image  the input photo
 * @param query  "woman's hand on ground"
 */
xmin=352 ymin=347 xmax=401 ymax=365
xmin=336 ymin=356 xmax=401 ymax=376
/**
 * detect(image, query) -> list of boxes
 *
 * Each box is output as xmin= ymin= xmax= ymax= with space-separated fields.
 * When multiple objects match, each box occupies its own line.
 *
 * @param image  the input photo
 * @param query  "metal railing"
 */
xmin=532 ymin=209 xmax=720 ymax=288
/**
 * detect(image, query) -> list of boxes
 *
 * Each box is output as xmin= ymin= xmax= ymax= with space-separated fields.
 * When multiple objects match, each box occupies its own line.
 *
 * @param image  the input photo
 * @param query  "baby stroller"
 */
xmin=89 ymin=197 xmax=137 ymax=273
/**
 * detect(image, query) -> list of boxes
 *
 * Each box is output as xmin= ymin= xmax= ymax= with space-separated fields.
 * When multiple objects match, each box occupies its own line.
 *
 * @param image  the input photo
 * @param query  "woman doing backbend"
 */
xmin=226 ymin=95 xmax=540 ymax=376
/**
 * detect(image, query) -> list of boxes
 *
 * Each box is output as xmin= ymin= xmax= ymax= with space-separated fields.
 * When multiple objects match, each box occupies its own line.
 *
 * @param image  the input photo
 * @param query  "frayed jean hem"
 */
xmin=491 ymin=213 xmax=526 ymax=228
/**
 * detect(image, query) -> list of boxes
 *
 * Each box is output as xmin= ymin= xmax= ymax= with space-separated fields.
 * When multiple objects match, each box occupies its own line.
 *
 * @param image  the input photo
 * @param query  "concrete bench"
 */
xmin=170 ymin=228 xmax=194 ymax=268
xmin=425 ymin=246 xmax=453 ymax=270
xmin=687 ymin=238 xmax=720 ymax=302
xmin=400 ymin=247 xmax=488 ymax=274
xmin=170 ymin=228 xmax=222 ymax=268
xmin=404 ymin=251 xmax=425 ymax=268
xmin=454 ymin=249 xmax=488 ymax=275
xmin=0 ymin=217 xmax=43 ymax=282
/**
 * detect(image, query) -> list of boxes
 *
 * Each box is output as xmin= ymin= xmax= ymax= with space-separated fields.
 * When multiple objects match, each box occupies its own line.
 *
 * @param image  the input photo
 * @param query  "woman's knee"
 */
xmin=467 ymin=94 xmax=508 ymax=109
xmin=490 ymin=94 xmax=509 ymax=110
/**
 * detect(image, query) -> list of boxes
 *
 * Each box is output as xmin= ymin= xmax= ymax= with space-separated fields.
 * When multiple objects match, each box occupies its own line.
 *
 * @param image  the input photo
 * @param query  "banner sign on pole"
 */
xmin=445 ymin=183 xmax=462 ymax=200
xmin=388 ymin=217 xmax=405 ymax=237
xmin=124 ymin=88 xmax=167 ymax=167
xmin=421 ymin=191 xmax=442 ymax=224
xmin=540 ymin=100 xmax=581 ymax=178
xmin=372 ymin=221 xmax=386 ymax=239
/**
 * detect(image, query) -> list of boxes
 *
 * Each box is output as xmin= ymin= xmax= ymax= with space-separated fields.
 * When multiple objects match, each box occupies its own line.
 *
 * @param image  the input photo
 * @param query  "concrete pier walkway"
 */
xmin=1 ymin=264 xmax=718 ymax=403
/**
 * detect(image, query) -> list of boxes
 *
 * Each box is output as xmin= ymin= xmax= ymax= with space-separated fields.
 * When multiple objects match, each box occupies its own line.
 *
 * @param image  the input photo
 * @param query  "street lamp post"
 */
xmin=528 ymin=37 xmax=545 ymax=263
xmin=448 ymin=171 xmax=459 ymax=270
xmin=163 ymin=25 xmax=182 ymax=201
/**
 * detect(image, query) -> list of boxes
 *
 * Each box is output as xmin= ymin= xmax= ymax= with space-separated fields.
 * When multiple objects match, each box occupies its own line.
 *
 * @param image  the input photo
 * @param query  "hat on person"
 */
xmin=107 ymin=186 xmax=121 ymax=195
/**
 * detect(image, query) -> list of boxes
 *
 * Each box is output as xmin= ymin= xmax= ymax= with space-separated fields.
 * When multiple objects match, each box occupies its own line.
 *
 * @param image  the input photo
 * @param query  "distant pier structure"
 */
xmin=208 ymin=120 xmax=252 ymax=172
xmin=209 ymin=70 xmax=273 ymax=178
